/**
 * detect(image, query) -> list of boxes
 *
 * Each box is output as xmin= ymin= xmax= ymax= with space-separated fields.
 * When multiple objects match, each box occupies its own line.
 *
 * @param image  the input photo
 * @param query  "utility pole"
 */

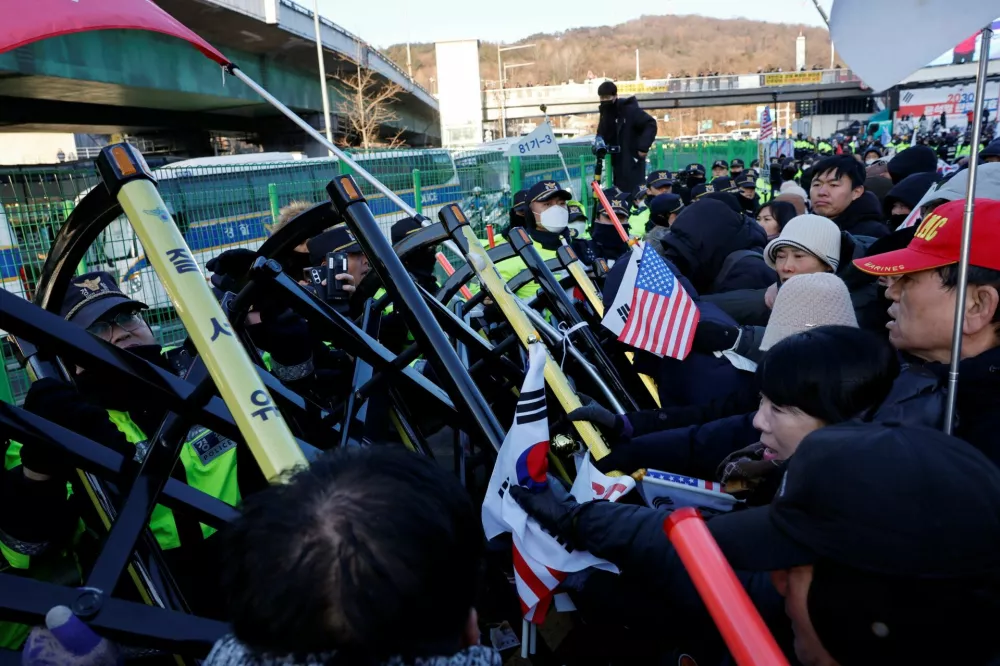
xmin=313 ymin=0 xmax=333 ymax=154
xmin=635 ymin=49 xmax=640 ymax=80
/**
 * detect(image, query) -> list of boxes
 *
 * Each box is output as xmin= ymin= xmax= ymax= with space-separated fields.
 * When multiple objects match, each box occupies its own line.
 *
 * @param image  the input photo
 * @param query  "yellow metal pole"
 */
xmin=116 ymin=179 xmax=306 ymax=479
xmin=453 ymin=223 xmax=611 ymax=459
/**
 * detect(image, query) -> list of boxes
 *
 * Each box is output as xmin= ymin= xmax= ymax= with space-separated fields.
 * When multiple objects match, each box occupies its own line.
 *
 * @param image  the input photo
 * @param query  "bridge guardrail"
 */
xmin=488 ymin=68 xmax=862 ymax=107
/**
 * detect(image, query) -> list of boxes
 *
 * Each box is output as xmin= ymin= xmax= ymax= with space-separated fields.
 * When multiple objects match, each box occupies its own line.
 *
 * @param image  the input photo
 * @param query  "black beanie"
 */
xmin=597 ymin=81 xmax=618 ymax=97
xmin=887 ymin=146 xmax=938 ymax=185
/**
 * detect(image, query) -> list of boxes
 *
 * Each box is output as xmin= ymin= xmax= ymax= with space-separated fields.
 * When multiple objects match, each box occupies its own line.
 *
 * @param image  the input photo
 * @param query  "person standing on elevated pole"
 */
xmin=596 ymin=81 xmax=658 ymax=200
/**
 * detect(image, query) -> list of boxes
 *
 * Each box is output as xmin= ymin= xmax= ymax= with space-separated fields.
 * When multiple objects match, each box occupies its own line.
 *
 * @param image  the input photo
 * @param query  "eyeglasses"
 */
xmin=87 ymin=310 xmax=146 ymax=339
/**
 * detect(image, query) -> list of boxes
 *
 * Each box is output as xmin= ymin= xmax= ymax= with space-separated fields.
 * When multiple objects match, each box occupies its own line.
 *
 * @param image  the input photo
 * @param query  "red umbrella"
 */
xmin=0 ymin=0 xmax=229 ymax=64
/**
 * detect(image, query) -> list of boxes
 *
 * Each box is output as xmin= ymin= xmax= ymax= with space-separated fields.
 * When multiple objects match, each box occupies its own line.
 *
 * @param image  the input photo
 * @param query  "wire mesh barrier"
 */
xmin=0 ymin=140 xmax=757 ymax=404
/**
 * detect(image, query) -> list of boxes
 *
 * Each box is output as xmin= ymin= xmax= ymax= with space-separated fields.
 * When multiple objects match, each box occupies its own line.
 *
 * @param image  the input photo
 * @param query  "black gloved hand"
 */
xmin=247 ymin=309 xmax=313 ymax=368
xmin=567 ymin=393 xmax=625 ymax=437
xmin=691 ymin=320 xmax=741 ymax=354
xmin=509 ymin=477 xmax=582 ymax=545
xmin=21 ymin=378 xmax=132 ymax=476
xmin=206 ymin=248 xmax=258 ymax=293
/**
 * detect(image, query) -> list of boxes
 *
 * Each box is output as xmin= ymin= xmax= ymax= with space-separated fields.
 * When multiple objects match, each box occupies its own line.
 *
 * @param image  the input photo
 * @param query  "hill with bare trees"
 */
xmin=382 ymin=14 xmax=836 ymax=92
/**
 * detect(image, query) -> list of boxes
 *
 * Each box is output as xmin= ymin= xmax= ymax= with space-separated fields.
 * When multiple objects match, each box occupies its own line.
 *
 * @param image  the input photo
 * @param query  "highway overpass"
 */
xmin=0 ymin=0 xmax=440 ymax=150
xmin=485 ymin=62 xmax=1000 ymax=122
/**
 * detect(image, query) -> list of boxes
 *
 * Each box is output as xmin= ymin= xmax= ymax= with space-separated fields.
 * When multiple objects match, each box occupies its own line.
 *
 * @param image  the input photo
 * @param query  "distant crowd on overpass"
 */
xmin=485 ymin=65 xmax=856 ymax=92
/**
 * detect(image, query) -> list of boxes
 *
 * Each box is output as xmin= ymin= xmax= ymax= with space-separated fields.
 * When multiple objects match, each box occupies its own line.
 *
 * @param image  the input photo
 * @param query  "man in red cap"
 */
xmin=854 ymin=199 xmax=1000 ymax=463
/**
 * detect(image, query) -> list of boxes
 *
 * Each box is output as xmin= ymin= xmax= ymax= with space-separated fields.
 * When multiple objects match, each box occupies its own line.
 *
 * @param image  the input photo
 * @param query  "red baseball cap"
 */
xmin=854 ymin=199 xmax=1000 ymax=276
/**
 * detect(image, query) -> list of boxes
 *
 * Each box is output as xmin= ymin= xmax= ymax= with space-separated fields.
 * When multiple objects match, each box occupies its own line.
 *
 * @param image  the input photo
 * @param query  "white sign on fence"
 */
xmin=506 ymin=122 xmax=560 ymax=157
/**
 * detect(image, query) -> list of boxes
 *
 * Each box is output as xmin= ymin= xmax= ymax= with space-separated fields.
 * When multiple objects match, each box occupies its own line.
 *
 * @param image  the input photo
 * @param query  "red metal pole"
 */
xmin=486 ymin=223 xmax=496 ymax=248
xmin=435 ymin=252 xmax=474 ymax=300
xmin=664 ymin=508 xmax=789 ymax=666
xmin=590 ymin=180 xmax=632 ymax=244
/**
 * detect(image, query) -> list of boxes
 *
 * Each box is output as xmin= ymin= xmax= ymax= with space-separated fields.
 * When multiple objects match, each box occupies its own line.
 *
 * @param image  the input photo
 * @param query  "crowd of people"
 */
xmin=3 ymin=81 xmax=1000 ymax=666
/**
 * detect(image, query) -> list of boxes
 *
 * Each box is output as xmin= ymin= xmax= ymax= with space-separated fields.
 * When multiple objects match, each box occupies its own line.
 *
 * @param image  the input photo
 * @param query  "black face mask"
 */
xmin=599 ymin=100 xmax=617 ymax=113
xmin=739 ymin=194 xmax=758 ymax=212
xmin=591 ymin=224 xmax=629 ymax=259
xmin=688 ymin=174 xmax=706 ymax=187
xmin=888 ymin=213 xmax=909 ymax=230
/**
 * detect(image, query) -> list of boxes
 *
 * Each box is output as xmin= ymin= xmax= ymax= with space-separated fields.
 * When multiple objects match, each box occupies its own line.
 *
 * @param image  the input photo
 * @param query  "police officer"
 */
xmin=566 ymin=200 xmax=589 ymax=240
xmin=508 ymin=188 xmax=530 ymax=228
xmin=492 ymin=180 xmax=574 ymax=299
xmin=644 ymin=193 xmax=684 ymax=257
xmin=11 ymin=272 xmax=242 ymax=621
xmin=729 ymin=158 xmax=745 ymax=179
xmin=591 ymin=187 xmax=632 ymax=262
xmin=678 ymin=163 xmax=706 ymax=205
xmin=735 ymin=173 xmax=760 ymax=215
xmin=629 ymin=170 xmax=673 ymax=236
xmin=711 ymin=159 xmax=729 ymax=180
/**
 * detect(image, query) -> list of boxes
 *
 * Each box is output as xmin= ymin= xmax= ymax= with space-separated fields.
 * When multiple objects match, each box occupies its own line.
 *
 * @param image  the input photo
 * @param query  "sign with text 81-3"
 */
xmin=506 ymin=122 xmax=560 ymax=157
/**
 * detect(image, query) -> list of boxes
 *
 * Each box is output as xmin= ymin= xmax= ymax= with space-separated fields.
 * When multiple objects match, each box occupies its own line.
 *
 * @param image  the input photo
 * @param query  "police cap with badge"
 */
xmin=646 ymin=171 xmax=673 ymax=189
xmin=61 ymin=271 xmax=148 ymax=329
xmin=649 ymin=193 xmax=684 ymax=226
xmin=526 ymin=180 xmax=572 ymax=204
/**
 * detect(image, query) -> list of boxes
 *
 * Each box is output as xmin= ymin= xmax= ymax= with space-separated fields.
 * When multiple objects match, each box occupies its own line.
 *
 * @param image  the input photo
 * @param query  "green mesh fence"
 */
xmin=0 ymin=140 xmax=758 ymax=404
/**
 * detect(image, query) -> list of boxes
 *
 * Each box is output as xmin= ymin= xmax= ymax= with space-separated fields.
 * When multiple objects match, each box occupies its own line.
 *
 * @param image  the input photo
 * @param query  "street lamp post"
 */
xmin=496 ymin=43 xmax=535 ymax=139
xmin=313 ymin=0 xmax=334 ymax=154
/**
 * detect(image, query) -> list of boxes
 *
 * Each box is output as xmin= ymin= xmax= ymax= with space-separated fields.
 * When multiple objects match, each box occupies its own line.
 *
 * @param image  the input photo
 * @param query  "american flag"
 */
xmin=618 ymin=244 xmax=699 ymax=360
xmin=645 ymin=469 xmax=726 ymax=493
xmin=760 ymin=105 xmax=773 ymax=141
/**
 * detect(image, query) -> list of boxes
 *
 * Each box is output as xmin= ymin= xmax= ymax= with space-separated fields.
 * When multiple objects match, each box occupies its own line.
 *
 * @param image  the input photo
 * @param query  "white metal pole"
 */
xmin=635 ymin=49 xmax=640 ymax=80
xmin=498 ymin=46 xmax=506 ymax=139
xmin=230 ymin=66 xmax=471 ymax=265
xmin=521 ymin=619 xmax=529 ymax=658
xmin=943 ymin=24 xmax=993 ymax=434
xmin=543 ymin=108 xmax=575 ymax=199
xmin=312 ymin=0 xmax=334 ymax=154
xmin=231 ymin=66 xmax=413 ymax=214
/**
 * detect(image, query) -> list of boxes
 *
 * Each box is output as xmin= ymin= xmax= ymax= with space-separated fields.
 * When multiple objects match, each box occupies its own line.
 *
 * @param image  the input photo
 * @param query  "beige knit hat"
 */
xmin=760 ymin=273 xmax=858 ymax=351
xmin=764 ymin=214 xmax=842 ymax=272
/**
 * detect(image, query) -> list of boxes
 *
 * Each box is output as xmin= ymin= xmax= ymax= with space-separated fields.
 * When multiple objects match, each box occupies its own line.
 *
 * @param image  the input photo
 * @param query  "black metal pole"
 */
xmin=505 ymin=228 xmax=640 ymax=411
xmin=327 ymin=175 xmax=506 ymax=452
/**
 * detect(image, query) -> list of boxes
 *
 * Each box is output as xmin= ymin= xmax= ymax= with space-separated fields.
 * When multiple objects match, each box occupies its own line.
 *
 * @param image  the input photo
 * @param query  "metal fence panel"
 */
xmin=1 ymin=141 xmax=759 ymax=403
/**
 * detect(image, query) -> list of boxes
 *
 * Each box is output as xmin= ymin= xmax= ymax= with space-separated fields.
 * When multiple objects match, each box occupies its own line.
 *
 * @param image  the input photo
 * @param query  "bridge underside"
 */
xmin=0 ymin=28 xmax=439 ymax=146
xmin=486 ymin=83 xmax=874 ymax=121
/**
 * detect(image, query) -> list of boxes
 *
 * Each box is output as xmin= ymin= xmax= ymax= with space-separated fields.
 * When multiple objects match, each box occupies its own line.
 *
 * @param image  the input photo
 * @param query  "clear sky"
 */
xmin=318 ymin=0 xmax=833 ymax=49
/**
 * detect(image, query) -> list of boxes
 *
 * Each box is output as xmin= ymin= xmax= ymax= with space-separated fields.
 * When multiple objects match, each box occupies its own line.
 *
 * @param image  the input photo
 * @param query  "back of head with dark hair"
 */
xmin=811 ymin=155 xmax=866 ymax=189
xmin=758 ymin=326 xmax=900 ymax=424
xmin=219 ymin=447 xmax=483 ymax=662
xmin=762 ymin=200 xmax=798 ymax=233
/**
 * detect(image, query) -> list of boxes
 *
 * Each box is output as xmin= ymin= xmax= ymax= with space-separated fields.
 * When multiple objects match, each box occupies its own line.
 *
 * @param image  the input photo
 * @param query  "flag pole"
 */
xmin=542 ymin=105 xmax=575 ymax=199
xmin=228 ymin=66 xmax=470 ymax=280
xmin=943 ymin=24 xmax=992 ymax=434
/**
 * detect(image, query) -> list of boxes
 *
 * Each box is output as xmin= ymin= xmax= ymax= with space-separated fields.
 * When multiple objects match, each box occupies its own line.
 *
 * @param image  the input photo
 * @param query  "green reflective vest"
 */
xmin=6 ymin=413 xmax=239 ymax=553
xmin=956 ymin=144 xmax=971 ymax=158
xmin=628 ymin=208 xmax=650 ymax=237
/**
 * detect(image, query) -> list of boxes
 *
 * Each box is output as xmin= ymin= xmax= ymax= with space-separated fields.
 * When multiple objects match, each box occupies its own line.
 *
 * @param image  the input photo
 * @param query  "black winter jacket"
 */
xmin=832 ymin=191 xmax=890 ymax=238
xmin=596 ymin=96 xmax=658 ymax=196
xmin=661 ymin=200 xmax=776 ymax=295
xmin=871 ymin=347 xmax=1000 ymax=467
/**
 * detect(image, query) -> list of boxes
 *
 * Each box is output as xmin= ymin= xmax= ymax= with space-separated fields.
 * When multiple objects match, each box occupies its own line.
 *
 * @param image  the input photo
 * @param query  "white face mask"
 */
xmin=865 ymin=159 xmax=876 ymax=166
xmin=538 ymin=205 xmax=569 ymax=233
